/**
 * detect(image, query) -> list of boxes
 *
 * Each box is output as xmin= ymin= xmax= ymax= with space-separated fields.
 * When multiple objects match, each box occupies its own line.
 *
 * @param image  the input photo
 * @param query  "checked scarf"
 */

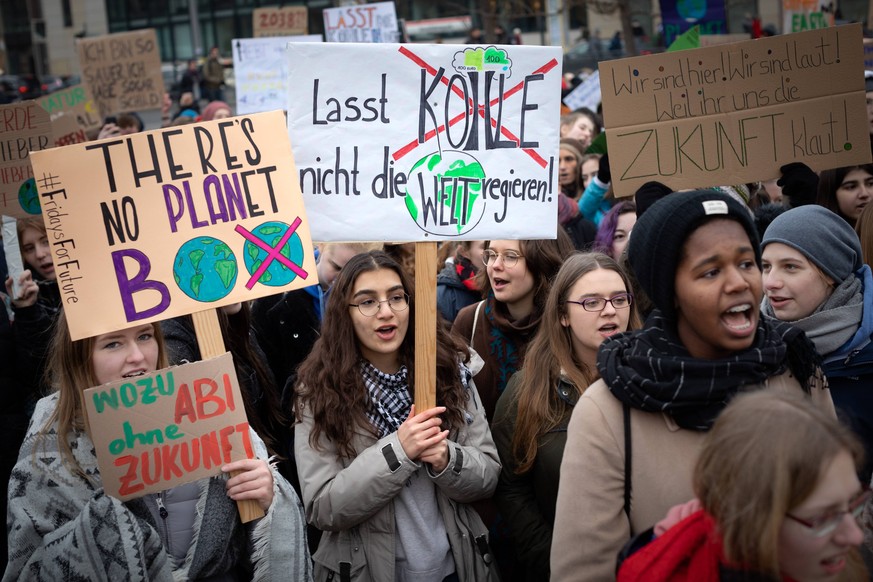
xmin=362 ymin=361 xmax=413 ymax=438
xmin=598 ymin=310 xmax=822 ymax=431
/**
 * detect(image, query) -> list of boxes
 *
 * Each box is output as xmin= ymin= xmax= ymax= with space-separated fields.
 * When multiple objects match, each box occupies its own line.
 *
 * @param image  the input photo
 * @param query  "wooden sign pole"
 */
xmin=414 ymin=242 xmax=438 ymax=412
xmin=192 ymin=309 xmax=265 ymax=523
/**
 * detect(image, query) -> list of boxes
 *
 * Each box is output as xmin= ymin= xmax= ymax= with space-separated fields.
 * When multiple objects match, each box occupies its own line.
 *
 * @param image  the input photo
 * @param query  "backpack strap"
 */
xmin=623 ymin=401 xmax=633 ymax=527
xmin=470 ymin=300 xmax=484 ymax=344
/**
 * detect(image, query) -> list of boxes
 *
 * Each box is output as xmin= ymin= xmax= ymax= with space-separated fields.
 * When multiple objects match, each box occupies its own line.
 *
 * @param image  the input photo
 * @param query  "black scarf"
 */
xmin=361 ymin=361 xmax=412 ymax=438
xmin=598 ymin=310 xmax=822 ymax=431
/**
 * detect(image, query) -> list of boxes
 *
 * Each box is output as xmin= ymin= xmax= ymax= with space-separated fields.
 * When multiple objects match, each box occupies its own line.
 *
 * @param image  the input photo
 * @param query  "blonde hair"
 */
xmin=41 ymin=312 xmax=168 ymax=478
xmin=695 ymin=390 xmax=864 ymax=578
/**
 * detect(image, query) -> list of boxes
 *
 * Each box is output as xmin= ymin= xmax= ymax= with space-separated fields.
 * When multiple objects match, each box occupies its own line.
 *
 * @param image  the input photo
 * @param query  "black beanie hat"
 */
xmin=628 ymin=189 xmax=761 ymax=322
xmin=634 ymin=181 xmax=673 ymax=217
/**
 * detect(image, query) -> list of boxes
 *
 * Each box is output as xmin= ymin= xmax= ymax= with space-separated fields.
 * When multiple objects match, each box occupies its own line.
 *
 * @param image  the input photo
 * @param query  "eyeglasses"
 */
xmin=482 ymin=250 xmax=524 ymax=268
xmin=566 ymin=293 xmax=633 ymax=312
xmin=348 ymin=293 xmax=410 ymax=317
xmin=786 ymin=486 xmax=872 ymax=538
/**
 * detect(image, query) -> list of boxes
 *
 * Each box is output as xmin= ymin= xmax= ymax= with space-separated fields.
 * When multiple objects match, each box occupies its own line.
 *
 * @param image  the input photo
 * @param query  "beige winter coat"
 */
xmin=549 ymin=371 xmax=834 ymax=581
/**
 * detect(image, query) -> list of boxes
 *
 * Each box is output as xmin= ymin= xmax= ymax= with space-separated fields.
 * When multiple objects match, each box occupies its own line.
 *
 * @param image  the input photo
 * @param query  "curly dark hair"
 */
xmin=295 ymin=251 xmax=469 ymax=459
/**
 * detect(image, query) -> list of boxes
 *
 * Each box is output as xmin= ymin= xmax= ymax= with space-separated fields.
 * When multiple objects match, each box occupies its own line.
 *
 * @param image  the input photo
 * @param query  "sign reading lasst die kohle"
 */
xmin=28 ymin=110 xmax=317 ymax=340
xmin=76 ymin=29 xmax=165 ymax=119
xmin=599 ymin=24 xmax=872 ymax=198
xmin=84 ymin=353 xmax=251 ymax=501
xmin=323 ymin=1 xmax=399 ymax=43
xmin=286 ymin=43 xmax=562 ymax=241
xmin=0 ymin=101 xmax=52 ymax=219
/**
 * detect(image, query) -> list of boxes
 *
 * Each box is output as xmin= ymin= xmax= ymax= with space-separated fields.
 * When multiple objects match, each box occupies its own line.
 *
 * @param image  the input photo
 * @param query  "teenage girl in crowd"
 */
xmin=618 ymin=390 xmax=867 ymax=581
xmin=451 ymin=234 xmax=574 ymax=421
xmin=817 ymin=164 xmax=873 ymax=227
xmin=436 ymin=240 xmax=486 ymax=323
xmin=550 ymin=190 xmax=835 ymax=581
xmin=761 ymin=205 xmax=873 ymax=482
xmin=559 ymin=108 xmax=600 ymax=150
xmin=294 ymin=251 xmax=500 ymax=581
xmin=492 ymin=253 xmax=639 ymax=580
xmin=594 ymin=201 xmax=636 ymax=260
xmin=557 ymin=140 xmax=597 ymax=250
xmin=5 ymin=313 xmax=311 ymax=580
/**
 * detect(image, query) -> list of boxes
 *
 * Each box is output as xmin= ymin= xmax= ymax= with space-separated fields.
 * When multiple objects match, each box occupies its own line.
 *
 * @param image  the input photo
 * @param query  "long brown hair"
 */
xmin=510 ymin=253 xmax=639 ymax=473
xmin=42 ymin=311 xmax=169 ymax=478
xmin=695 ymin=390 xmax=866 ymax=579
xmin=817 ymin=164 xmax=873 ymax=226
xmin=295 ymin=251 xmax=469 ymax=460
xmin=855 ymin=202 xmax=873 ymax=270
xmin=476 ymin=231 xmax=576 ymax=315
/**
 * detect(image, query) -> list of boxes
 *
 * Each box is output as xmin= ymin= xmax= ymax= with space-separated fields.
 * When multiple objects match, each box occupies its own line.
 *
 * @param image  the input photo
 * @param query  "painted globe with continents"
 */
xmin=242 ymin=221 xmax=306 ymax=287
xmin=403 ymin=150 xmax=486 ymax=236
xmin=677 ymin=0 xmax=707 ymax=21
xmin=18 ymin=178 xmax=40 ymax=215
xmin=173 ymin=237 xmax=238 ymax=302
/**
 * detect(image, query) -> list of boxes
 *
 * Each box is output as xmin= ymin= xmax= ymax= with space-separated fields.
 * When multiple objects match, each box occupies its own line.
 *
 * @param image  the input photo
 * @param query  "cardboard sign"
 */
xmin=233 ymin=36 xmax=322 ymax=114
xmin=52 ymin=115 xmax=89 ymax=148
xmin=286 ymin=43 xmax=562 ymax=241
xmin=84 ymin=353 xmax=251 ymax=501
xmin=0 ymin=101 xmax=53 ymax=219
xmin=323 ymin=1 xmax=399 ymax=43
xmin=783 ymin=0 xmax=834 ymax=34
xmin=563 ymin=71 xmax=602 ymax=111
xmin=76 ymin=29 xmax=164 ymax=119
xmin=28 ymin=110 xmax=317 ymax=340
xmin=699 ymin=34 xmax=752 ymax=47
xmin=253 ymin=6 xmax=308 ymax=37
xmin=599 ymin=24 xmax=871 ymax=197
xmin=38 ymin=83 xmax=102 ymax=132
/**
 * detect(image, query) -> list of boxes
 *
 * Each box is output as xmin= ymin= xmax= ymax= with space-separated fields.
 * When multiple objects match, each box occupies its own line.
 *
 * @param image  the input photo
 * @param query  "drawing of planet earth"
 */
xmin=403 ymin=150 xmax=486 ymax=236
xmin=18 ymin=178 xmax=40 ymax=215
xmin=173 ymin=236 xmax=238 ymax=302
xmin=243 ymin=221 xmax=305 ymax=287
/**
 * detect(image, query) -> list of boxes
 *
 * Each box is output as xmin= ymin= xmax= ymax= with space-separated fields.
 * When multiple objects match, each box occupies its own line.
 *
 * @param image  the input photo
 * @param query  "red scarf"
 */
xmin=618 ymin=510 xmax=797 ymax=582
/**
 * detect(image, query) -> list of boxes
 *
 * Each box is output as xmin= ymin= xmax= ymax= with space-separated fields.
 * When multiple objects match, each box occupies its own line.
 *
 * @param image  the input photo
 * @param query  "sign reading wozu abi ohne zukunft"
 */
xmin=28 ymin=110 xmax=317 ymax=340
xmin=286 ymin=43 xmax=562 ymax=241
xmin=84 ymin=353 xmax=251 ymax=501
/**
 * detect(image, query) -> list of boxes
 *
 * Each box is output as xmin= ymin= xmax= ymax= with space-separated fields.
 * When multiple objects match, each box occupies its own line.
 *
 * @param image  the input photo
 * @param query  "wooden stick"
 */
xmin=414 ymin=242 xmax=438 ymax=411
xmin=192 ymin=308 xmax=265 ymax=523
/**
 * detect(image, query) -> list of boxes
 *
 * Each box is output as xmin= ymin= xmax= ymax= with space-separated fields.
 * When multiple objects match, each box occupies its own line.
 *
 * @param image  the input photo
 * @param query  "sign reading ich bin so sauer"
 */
xmin=28 ymin=110 xmax=318 ymax=341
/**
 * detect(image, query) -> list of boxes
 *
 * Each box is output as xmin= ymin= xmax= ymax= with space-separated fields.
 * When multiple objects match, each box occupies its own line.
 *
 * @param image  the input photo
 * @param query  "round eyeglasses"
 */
xmin=785 ymin=486 xmax=872 ymax=538
xmin=348 ymin=293 xmax=410 ymax=317
xmin=482 ymin=250 xmax=524 ymax=268
xmin=566 ymin=293 xmax=633 ymax=312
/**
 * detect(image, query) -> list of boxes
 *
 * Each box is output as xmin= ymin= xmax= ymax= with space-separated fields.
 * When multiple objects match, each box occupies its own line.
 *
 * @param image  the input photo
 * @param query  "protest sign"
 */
xmin=76 ymin=29 xmax=164 ymax=119
xmin=599 ymin=24 xmax=871 ymax=197
xmin=2 ymin=215 xmax=24 ymax=298
xmin=233 ymin=36 xmax=322 ymax=114
xmin=83 ymin=353 xmax=251 ymax=501
xmin=323 ymin=1 xmax=399 ymax=43
xmin=28 ymin=110 xmax=317 ymax=340
xmin=783 ymin=0 xmax=834 ymax=33
xmin=0 ymin=101 xmax=52 ymax=219
xmin=659 ymin=0 xmax=726 ymax=47
xmin=253 ymin=6 xmax=308 ymax=37
xmin=699 ymin=34 xmax=752 ymax=47
xmin=563 ymin=71 xmax=601 ymax=111
xmin=286 ymin=43 xmax=562 ymax=241
xmin=52 ymin=114 xmax=89 ymax=147
xmin=39 ymin=83 xmax=101 ymax=132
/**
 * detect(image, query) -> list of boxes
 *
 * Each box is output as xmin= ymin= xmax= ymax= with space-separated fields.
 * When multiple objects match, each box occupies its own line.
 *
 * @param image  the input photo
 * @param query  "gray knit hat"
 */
xmin=761 ymin=205 xmax=862 ymax=284
xmin=628 ymin=189 xmax=760 ymax=322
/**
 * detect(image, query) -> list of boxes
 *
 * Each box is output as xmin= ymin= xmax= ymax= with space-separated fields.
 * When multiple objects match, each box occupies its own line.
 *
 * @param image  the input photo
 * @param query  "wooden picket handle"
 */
xmin=414 ymin=242 xmax=438 ymax=412
xmin=192 ymin=309 xmax=265 ymax=523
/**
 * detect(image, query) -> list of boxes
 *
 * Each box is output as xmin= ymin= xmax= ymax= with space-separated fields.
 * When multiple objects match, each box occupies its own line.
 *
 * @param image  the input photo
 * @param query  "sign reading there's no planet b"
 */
xmin=286 ymin=43 xmax=562 ymax=241
xmin=28 ymin=110 xmax=317 ymax=340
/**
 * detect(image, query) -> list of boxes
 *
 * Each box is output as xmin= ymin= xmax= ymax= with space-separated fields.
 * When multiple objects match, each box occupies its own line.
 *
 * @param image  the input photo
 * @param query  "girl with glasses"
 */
xmin=294 ymin=251 xmax=500 ymax=582
xmin=551 ymin=190 xmax=836 ymax=581
xmin=491 ymin=253 xmax=639 ymax=581
xmin=5 ymin=311 xmax=311 ymax=580
xmin=451 ymin=234 xmax=575 ymax=422
xmin=618 ymin=390 xmax=867 ymax=581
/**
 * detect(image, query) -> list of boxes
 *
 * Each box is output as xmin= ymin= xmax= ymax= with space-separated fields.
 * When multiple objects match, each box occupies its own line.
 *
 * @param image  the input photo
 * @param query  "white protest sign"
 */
xmin=323 ymin=2 xmax=399 ymax=43
xmin=233 ymin=36 xmax=322 ymax=114
xmin=287 ymin=43 xmax=562 ymax=241
xmin=563 ymin=71 xmax=601 ymax=111
xmin=2 ymin=216 xmax=24 ymax=298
